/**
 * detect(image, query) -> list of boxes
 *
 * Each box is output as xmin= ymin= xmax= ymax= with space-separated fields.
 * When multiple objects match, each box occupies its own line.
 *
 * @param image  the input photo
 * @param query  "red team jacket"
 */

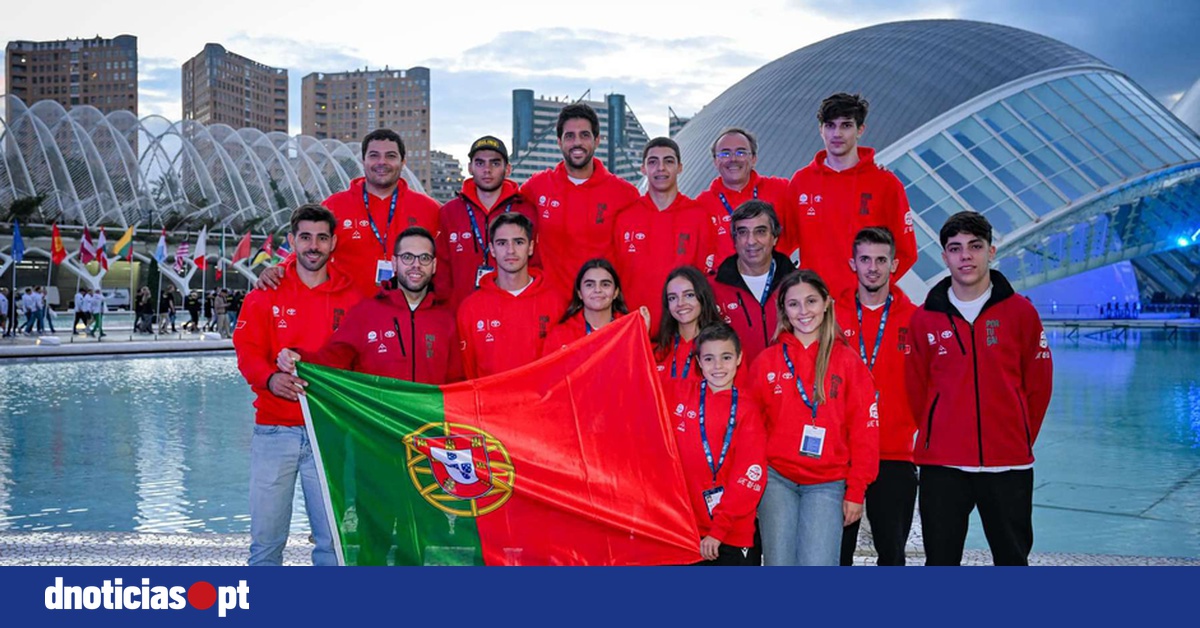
xmin=323 ymin=177 xmax=441 ymax=300
xmin=833 ymin=288 xmax=918 ymax=462
xmin=749 ymin=333 xmax=880 ymax=504
xmin=905 ymin=272 xmax=1054 ymax=468
xmin=665 ymin=379 xmax=767 ymax=548
xmin=655 ymin=334 xmax=700 ymax=382
xmin=778 ymin=147 xmax=917 ymax=300
xmin=434 ymin=179 xmax=541 ymax=310
xmin=234 ymin=262 xmax=360 ymax=426
xmin=519 ymin=158 xmax=639 ymax=298
xmin=456 ymin=269 xmax=566 ymax=378
xmin=694 ymin=172 xmax=790 ymax=262
xmin=710 ymin=251 xmax=797 ymax=367
xmin=304 ymin=286 xmax=463 ymax=384
xmin=611 ymin=193 xmax=717 ymax=333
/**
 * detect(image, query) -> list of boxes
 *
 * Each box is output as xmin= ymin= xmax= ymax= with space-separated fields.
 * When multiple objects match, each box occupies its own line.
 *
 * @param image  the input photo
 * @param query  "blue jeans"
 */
xmin=758 ymin=467 xmax=845 ymax=566
xmin=249 ymin=424 xmax=337 ymax=566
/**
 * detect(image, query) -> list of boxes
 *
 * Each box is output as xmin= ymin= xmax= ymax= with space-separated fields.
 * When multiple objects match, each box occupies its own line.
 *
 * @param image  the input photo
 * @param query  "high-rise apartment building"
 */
xmin=510 ymin=89 xmax=649 ymax=186
xmin=302 ymin=67 xmax=432 ymax=191
xmin=428 ymin=150 xmax=464 ymax=204
xmin=5 ymin=35 xmax=137 ymax=115
xmin=669 ymin=107 xmax=692 ymax=138
xmin=181 ymin=44 xmax=288 ymax=134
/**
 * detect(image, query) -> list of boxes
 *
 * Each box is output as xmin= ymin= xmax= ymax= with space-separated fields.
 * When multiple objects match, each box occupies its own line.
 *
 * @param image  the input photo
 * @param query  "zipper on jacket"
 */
xmin=970 ymin=322 xmax=984 ymax=466
xmin=946 ymin=312 xmax=966 ymax=354
xmin=735 ymin=292 xmax=754 ymax=335
xmin=409 ymin=308 xmax=418 ymax=382
xmin=392 ymin=317 xmax=407 ymax=359
xmin=924 ymin=394 xmax=940 ymax=450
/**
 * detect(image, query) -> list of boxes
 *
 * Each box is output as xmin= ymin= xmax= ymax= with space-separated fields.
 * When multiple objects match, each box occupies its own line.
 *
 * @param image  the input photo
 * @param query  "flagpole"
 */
xmin=221 ymin=228 xmax=228 ymax=291
xmin=154 ymin=259 xmax=162 ymax=340
xmin=128 ymin=248 xmax=135 ymax=340
xmin=200 ymin=234 xmax=206 ymax=334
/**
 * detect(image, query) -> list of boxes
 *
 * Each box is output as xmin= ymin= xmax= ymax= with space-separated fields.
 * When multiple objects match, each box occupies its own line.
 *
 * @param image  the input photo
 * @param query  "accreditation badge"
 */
xmin=475 ymin=264 xmax=495 ymax=288
xmin=702 ymin=486 xmax=725 ymax=518
xmin=375 ymin=259 xmax=394 ymax=284
xmin=800 ymin=425 xmax=826 ymax=459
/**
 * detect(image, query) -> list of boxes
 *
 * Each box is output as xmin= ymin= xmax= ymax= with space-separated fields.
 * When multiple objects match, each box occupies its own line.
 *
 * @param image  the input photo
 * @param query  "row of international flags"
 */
xmin=9 ymin=221 xmax=290 ymax=278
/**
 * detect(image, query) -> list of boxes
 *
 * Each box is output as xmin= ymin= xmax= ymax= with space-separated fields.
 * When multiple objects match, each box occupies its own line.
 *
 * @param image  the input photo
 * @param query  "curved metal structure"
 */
xmin=673 ymin=20 xmax=1200 ymax=298
xmin=0 ymin=95 xmax=424 ymax=234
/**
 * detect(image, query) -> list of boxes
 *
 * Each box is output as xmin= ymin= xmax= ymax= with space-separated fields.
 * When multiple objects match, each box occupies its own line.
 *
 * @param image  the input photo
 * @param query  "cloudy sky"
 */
xmin=3 ymin=0 xmax=1197 ymax=161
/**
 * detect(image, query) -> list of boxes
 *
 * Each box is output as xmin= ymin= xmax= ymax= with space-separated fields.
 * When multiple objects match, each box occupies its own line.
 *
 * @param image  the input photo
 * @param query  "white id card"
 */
xmin=375 ymin=260 xmax=394 ymax=284
xmin=800 ymin=424 xmax=826 ymax=459
xmin=702 ymin=487 xmax=725 ymax=518
xmin=475 ymin=264 xmax=495 ymax=288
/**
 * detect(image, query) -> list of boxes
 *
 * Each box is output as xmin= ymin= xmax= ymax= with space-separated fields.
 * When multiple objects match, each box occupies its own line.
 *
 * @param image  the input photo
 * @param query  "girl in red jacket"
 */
xmin=654 ymin=266 xmax=722 ymax=381
xmin=543 ymin=258 xmax=630 ymax=353
xmin=666 ymin=323 xmax=767 ymax=566
xmin=751 ymin=270 xmax=879 ymax=566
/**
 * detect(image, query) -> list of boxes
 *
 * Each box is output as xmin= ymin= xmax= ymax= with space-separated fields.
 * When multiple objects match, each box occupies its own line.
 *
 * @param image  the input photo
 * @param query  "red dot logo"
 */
xmin=188 ymin=581 xmax=217 ymax=610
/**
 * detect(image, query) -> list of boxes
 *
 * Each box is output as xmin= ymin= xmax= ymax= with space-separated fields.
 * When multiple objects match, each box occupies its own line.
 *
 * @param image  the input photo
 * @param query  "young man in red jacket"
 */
xmin=694 ymin=128 xmax=789 ymax=262
xmin=834 ymin=227 xmax=918 ymax=566
xmin=233 ymin=203 xmax=361 ymax=566
xmin=434 ymin=135 xmax=540 ymax=311
xmin=519 ymin=103 xmax=639 ymax=298
xmin=258 ymin=129 xmax=441 ymax=302
xmin=778 ymin=94 xmax=917 ymax=300
xmin=612 ymin=137 xmax=716 ymax=333
xmin=710 ymin=200 xmax=796 ymax=366
xmin=905 ymin=211 xmax=1053 ymax=566
xmin=457 ymin=212 xmax=565 ymax=378
xmin=278 ymin=226 xmax=461 ymax=565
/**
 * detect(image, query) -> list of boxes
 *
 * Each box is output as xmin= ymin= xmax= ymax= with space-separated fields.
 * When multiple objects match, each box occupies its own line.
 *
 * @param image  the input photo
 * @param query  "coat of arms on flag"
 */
xmin=404 ymin=424 xmax=513 ymax=517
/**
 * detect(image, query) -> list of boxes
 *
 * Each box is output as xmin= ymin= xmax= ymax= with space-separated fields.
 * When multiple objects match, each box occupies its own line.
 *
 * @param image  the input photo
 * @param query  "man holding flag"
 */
xmin=233 ymin=203 xmax=361 ymax=566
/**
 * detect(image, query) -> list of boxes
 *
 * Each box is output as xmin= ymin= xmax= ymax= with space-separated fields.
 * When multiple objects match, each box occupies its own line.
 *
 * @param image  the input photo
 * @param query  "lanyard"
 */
xmin=855 ymin=293 xmax=892 ymax=372
xmin=716 ymin=185 xmax=758 ymax=216
xmin=363 ymin=186 xmax=399 ymax=255
xmin=758 ymin=260 xmax=777 ymax=308
xmin=464 ymin=201 xmax=514 ymax=262
xmin=698 ymin=380 xmax=738 ymax=482
xmin=670 ymin=335 xmax=692 ymax=379
xmin=781 ymin=343 xmax=818 ymax=420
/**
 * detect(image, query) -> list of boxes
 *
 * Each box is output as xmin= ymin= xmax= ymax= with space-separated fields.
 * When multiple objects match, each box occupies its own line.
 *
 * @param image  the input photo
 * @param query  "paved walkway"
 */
xmin=0 ymin=312 xmax=232 ymax=358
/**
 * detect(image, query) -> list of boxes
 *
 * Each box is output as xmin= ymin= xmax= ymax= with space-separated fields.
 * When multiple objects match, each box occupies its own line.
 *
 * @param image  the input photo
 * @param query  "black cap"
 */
xmin=468 ymin=135 xmax=508 ymax=163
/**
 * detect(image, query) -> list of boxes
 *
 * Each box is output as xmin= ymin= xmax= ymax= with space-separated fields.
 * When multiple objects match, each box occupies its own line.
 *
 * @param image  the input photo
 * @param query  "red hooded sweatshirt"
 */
xmin=655 ymin=333 xmax=700 ymax=382
xmin=542 ymin=311 xmax=626 ymax=355
xmin=434 ymin=179 xmax=541 ymax=311
xmin=234 ymin=261 xmax=360 ymax=426
xmin=665 ymin=379 xmax=768 ymax=548
xmin=905 ymin=271 xmax=1053 ymax=468
xmin=519 ymin=158 xmax=639 ymax=297
xmin=694 ymin=171 xmax=790 ymax=262
xmin=304 ymin=286 xmax=463 ymax=384
xmin=456 ymin=269 xmax=566 ymax=378
xmin=749 ymin=333 xmax=880 ymax=504
xmin=778 ymin=147 xmax=917 ymax=300
xmin=612 ymin=193 xmax=716 ymax=332
xmin=834 ymin=287 xmax=918 ymax=462
xmin=323 ymin=177 xmax=441 ymax=300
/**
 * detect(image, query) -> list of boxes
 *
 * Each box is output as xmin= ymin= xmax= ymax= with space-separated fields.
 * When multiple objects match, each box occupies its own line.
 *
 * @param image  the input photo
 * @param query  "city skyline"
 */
xmin=1 ymin=0 xmax=1197 ymax=164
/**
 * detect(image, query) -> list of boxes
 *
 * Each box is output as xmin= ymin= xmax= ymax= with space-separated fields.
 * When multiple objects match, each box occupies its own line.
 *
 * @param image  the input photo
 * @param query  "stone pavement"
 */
xmin=0 ymin=312 xmax=231 ymax=358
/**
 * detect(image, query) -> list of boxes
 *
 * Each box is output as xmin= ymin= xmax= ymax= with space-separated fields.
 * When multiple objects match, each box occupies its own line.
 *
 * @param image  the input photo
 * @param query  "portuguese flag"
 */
xmin=298 ymin=315 xmax=702 ymax=566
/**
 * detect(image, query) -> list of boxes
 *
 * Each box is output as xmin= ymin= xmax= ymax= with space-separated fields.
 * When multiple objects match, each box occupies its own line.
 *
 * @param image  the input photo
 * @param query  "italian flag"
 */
xmin=298 ymin=315 xmax=701 ymax=566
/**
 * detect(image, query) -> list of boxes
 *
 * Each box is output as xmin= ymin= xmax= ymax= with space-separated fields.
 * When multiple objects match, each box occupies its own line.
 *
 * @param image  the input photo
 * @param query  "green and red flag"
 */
xmin=298 ymin=314 xmax=702 ymax=566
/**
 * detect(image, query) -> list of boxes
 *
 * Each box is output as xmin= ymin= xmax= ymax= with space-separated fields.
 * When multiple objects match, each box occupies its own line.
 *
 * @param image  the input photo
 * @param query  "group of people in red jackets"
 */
xmin=236 ymin=92 xmax=1053 ymax=567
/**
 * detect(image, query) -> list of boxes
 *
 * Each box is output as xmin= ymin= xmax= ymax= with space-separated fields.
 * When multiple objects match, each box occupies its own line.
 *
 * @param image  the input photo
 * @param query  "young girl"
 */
xmin=666 ymin=323 xmax=766 ymax=566
xmin=751 ymin=270 xmax=879 ymax=566
xmin=543 ymin=259 xmax=630 ymax=353
xmin=654 ymin=266 xmax=722 ymax=381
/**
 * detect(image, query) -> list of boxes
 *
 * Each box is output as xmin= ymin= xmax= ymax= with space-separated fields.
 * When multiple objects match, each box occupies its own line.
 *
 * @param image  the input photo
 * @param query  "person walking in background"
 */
xmin=87 ymin=289 xmax=107 ymax=338
xmin=214 ymin=289 xmax=231 ymax=339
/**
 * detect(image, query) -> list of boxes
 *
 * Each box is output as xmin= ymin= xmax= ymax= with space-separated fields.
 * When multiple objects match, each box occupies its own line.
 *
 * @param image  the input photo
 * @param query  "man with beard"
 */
xmin=833 ymin=227 xmax=918 ymax=566
xmin=434 ymin=135 xmax=539 ymax=311
xmin=519 ymin=103 xmax=639 ymax=298
xmin=233 ymin=203 xmax=361 ymax=566
xmin=276 ymin=225 xmax=461 ymax=566
xmin=257 ymin=129 xmax=440 ymax=302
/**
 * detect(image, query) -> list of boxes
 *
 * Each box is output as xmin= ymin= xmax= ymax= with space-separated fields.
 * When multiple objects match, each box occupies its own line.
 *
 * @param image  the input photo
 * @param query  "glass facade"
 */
xmin=892 ymin=71 xmax=1200 ymax=283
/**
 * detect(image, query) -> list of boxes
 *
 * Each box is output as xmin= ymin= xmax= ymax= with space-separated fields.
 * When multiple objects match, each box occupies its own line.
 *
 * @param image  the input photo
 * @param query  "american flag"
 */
xmin=174 ymin=241 xmax=190 ymax=273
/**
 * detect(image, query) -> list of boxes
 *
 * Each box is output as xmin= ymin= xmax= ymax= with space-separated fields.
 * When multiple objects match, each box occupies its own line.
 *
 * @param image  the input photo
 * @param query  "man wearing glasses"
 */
xmin=695 ymin=128 xmax=790 ymax=262
xmin=275 ymin=225 xmax=462 ymax=565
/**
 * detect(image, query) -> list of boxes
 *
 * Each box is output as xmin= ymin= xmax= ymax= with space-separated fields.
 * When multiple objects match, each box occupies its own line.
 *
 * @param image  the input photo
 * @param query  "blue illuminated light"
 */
xmin=1179 ymin=237 xmax=1192 ymax=247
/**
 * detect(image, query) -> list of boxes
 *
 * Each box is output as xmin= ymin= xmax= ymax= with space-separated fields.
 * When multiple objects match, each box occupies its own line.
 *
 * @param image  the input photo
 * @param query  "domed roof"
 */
xmin=676 ymin=19 xmax=1110 ymax=195
xmin=1172 ymin=77 xmax=1200 ymax=135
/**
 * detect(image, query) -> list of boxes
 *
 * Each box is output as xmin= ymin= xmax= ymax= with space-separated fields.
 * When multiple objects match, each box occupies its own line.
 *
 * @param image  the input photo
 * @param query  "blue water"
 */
xmin=1 ymin=333 xmax=1198 ymax=558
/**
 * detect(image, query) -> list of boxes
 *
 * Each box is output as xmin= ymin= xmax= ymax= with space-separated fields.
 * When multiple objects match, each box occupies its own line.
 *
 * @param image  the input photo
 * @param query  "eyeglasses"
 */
xmin=396 ymin=252 xmax=434 ymax=266
xmin=715 ymin=149 xmax=751 ymax=159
